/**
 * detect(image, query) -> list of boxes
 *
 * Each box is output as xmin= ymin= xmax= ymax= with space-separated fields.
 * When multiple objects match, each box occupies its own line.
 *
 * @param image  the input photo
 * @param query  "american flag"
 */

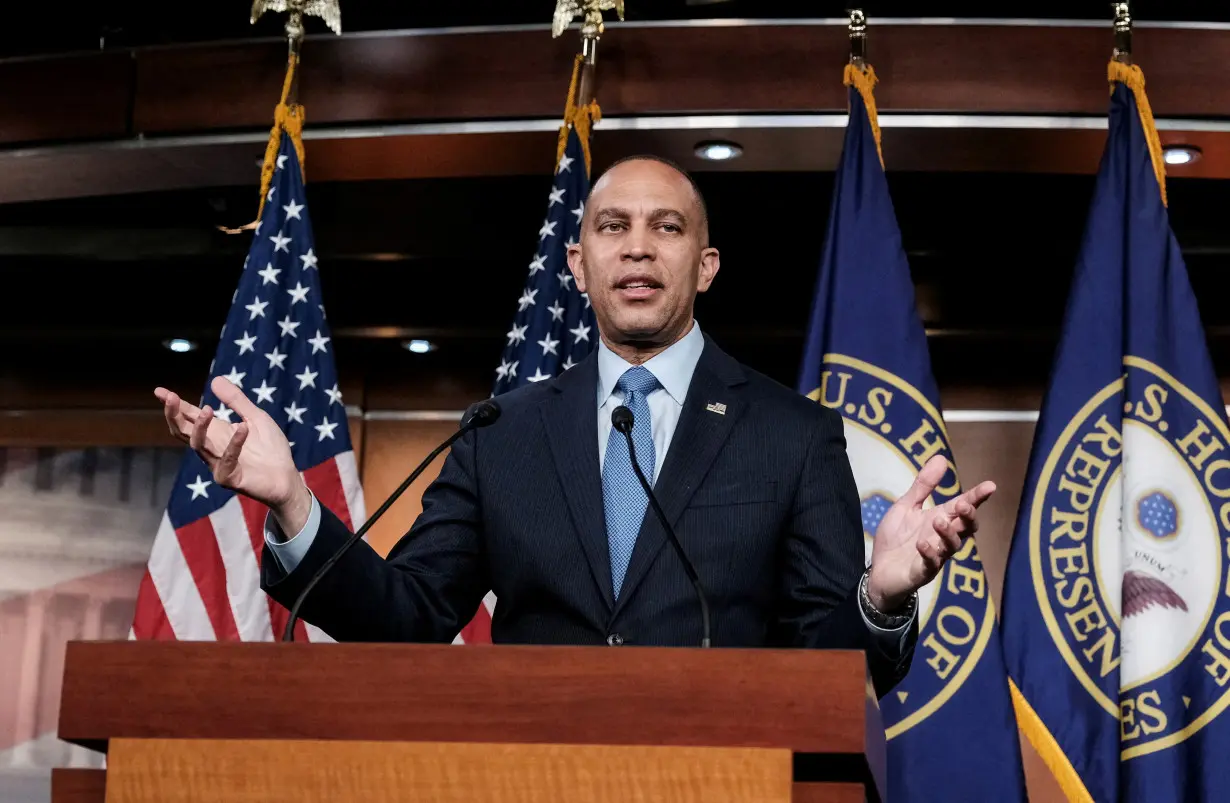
xmin=456 ymin=125 xmax=597 ymax=644
xmin=131 ymin=132 xmax=366 ymax=643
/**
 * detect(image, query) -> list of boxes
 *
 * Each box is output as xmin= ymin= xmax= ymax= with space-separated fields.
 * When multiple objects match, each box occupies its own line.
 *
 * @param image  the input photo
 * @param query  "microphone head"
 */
xmin=611 ymin=405 xmax=634 ymax=434
xmin=463 ymin=399 xmax=502 ymax=429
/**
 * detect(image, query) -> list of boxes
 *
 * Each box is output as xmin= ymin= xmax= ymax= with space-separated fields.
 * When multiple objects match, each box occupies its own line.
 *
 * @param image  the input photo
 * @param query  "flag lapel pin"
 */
xmin=705 ymin=402 xmax=727 ymax=415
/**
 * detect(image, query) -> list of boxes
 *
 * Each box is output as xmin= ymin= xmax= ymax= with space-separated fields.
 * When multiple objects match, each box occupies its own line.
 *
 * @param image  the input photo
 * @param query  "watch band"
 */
xmin=859 ymin=568 xmax=916 ymax=628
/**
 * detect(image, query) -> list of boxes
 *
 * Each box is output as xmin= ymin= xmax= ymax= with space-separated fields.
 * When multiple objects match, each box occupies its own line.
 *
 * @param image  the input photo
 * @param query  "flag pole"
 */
xmin=1105 ymin=1 xmax=1167 ymax=207
xmin=843 ymin=9 xmax=883 ymax=169
xmin=551 ymin=0 xmax=624 ymax=176
xmin=220 ymin=0 xmax=342 ymax=233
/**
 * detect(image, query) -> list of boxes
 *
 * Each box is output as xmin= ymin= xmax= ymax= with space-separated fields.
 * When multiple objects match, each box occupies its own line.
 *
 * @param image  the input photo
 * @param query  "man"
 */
xmin=156 ymin=156 xmax=993 ymax=697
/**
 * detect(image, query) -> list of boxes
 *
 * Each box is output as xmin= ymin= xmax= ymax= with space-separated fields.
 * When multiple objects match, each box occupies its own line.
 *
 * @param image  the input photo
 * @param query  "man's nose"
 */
xmin=621 ymin=226 xmax=655 ymax=261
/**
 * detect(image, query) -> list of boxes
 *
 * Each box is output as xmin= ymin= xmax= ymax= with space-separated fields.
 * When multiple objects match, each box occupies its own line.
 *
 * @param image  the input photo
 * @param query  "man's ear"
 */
xmin=696 ymin=247 xmax=720 ymax=293
xmin=567 ymin=243 xmax=587 ymax=293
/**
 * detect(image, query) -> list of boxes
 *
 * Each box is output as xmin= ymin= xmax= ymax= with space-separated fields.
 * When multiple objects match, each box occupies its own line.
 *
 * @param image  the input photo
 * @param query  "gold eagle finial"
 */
xmin=552 ymin=0 xmax=624 ymax=40
xmin=251 ymin=0 xmax=342 ymax=41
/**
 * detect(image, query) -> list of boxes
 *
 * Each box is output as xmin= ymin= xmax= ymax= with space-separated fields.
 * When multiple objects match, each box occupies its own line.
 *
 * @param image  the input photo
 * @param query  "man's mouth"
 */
xmin=615 ymin=275 xmax=663 ymax=299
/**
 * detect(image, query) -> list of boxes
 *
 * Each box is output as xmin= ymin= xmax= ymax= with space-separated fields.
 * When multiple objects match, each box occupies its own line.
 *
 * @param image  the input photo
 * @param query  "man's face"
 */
xmin=567 ymin=159 xmax=720 ymax=348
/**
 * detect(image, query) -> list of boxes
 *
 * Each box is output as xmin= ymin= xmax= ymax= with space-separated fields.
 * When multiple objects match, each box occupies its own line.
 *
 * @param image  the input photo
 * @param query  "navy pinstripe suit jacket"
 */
xmin=262 ymin=335 xmax=917 ymax=697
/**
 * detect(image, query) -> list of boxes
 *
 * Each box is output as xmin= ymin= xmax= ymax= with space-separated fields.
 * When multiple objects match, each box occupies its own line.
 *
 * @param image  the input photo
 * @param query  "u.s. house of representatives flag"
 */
xmin=131 ymin=132 xmax=365 ymax=643
xmin=797 ymin=65 xmax=1026 ymax=802
xmin=1002 ymin=61 xmax=1230 ymax=803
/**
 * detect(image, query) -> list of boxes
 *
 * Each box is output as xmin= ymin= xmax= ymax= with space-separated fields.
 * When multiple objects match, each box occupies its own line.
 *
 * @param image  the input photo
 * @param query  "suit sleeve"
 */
xmin=772 ymin=405 xmax=917 ymax=698
xmin=260 ymin=428 xmax=489 ymax=643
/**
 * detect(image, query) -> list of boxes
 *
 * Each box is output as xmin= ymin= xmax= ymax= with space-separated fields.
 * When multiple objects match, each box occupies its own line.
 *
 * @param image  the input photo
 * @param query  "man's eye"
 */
xmin=601 ymin=222 xmax=624 ymax=231
xmin=660 ymin=224 xmax=680 ymax=233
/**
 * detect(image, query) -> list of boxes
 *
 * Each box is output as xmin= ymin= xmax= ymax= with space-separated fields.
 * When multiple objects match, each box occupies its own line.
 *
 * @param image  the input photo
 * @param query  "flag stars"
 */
xmin=186 ymin=475 xmax=213 ymax=500
xmin=307 ymin=329 xmax=331 ymax=354
xmin=267 ymin=186 xmax=276 ymax=202
xmin=287 ymin=282 xmax=310 ymax=305
xmin=506 ymin=324 xmax=528 ymax=346
xmin=276 ymin=154 xmax=288 ymax=170
xmin=223 ymin=367 xmax=246 ymax=388
xmin=284 ymin=401 xmax=307 ymax=424
xmin=283 ymin=199 xmax=304 ymax=220
xmin=558 ymin=269 xmax=574 ymax=290
xmin=557 ymin=154 xmax=574 ymax=173
xmin=496 ymin=360 xmax=519 ymax=381
xmin=548 ymin=186 xmax=566 ymax=206
xmin=325 ymin=383 xmax=343 ymax=406
xmin=538 ymin=334 xmax=560 ymax=356
xmin=295 ymin=367 xmax=319 ymax=390
xmin=245 ymin=296 xmax=268 ymax=320
xmin=547 ymin=301 xmax=566 ymax=322
xmin=528 ymin=255 xmax=547 ymax=275
xmin=258 ymin=263 xmax=281 ymax=285
xmin=528 ymin=368 xmax=551 ymax=383
xmin=572 ymin=201 xmax=585 ymax=224
xmin=277 ymin=316 xmax=300 ymax=338
xmin=214 ymin=403 xmax=234 ymax=423
xmin=270 ymin=231 xmax=292 ymax=253
xmin=233 ymin=331 xmax=258 ymax=355
xmin=539 ymin=220 xmax=557 ymax=240
xmin=569 ymin=322 xmax=591 ymax=344
xmin=301 ymin=248 xmax=318 ymax=270
xmin=315 ymin=418 xmax=339 ymax=441
xmin=562 ymin=356 xmax=576 ymax=371
xmin=253 ymin=380 xmax=277 ymax=404
xmin=264 ymin=346 xmax=287 ymax=370
xmin=517 ymin=288 xmax=538 ymax=311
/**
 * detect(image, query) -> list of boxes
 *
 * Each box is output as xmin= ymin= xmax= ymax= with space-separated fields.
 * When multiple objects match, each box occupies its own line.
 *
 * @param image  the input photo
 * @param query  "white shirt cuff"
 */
xmin=264 ymin=492 xmax=321 ymax=574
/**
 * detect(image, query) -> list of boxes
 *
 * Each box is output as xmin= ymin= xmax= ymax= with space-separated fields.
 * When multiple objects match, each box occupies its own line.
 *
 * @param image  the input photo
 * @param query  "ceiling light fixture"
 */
xmin=404 ymin=339 xmax=437 ymax=354
xmin=164 ymin=338 xmax=197 ymax=353
xmin=1162 ymin=145 xmax=1202 ymax=166
xmin=694 ymin=141 xmax=743 ymax=161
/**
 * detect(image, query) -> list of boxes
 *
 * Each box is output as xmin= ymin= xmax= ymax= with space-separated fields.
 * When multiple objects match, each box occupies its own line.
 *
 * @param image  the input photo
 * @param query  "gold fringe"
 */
xmin=1008 ymin=680 xmax=1096 ymax=803
xmin=220 ymin=55 xmax=307 ymax=234
xmin=555 ymin=54 xmax=601 ymax=177
xmin=844 ymin=63 xmax=884 ymax=169
xmin=1108 ymin=60 xmax=1167 ymax=208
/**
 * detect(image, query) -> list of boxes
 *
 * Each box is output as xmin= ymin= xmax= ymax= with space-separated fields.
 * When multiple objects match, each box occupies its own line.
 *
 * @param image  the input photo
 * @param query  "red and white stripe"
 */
xmin=131 ymin=452 xmax=364 ymax=643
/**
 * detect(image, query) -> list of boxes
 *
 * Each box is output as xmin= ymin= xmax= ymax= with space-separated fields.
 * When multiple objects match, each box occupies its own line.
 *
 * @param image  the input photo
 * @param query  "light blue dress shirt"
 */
xmin=266 ymin=320 xmax=913 ymax=646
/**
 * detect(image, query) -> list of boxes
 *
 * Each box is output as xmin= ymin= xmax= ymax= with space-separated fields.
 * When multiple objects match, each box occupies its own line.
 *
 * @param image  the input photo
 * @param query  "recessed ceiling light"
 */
xmin=404 ymin=339 xmax=436 ymax=354
xmin=164 ymin=338 xmax=196 ymax=353
xmin=1162 ymin=145 xmax=1201 ymax=165
xmin=694 ymin=141 xmax=743 ymax=161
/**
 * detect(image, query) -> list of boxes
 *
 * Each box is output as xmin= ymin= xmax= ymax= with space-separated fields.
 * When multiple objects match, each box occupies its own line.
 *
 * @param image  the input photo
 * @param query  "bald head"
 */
xmin=584 ymin=155 xmax=710 ymax=246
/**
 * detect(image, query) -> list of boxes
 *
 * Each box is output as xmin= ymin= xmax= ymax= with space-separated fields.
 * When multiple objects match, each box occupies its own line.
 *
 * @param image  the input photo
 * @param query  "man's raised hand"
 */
xmin=155 ymin=376 xmax=309 ymax=526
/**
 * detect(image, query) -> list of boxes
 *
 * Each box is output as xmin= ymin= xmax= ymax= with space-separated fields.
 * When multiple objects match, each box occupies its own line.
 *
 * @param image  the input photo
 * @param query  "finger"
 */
xmin=190 ymin=406 xmax=218 ymax=465
xmin=960 ymin=480 xmax=997 ymax=509
xmin=933 ymin=511 xmax=963 ymax=555
xmin=161 ymin=390 xmax=186 ymax=440
xmin=917 ymin=538 xmax=945 ymax=574
xmin=942 ymin=497 xmax=980 ymax=537
xmin=212 ymin=375 xmax=260 ymax=422
xmin=215 ymin=422 xmax=249 ymax=486
xmin=899 ymin=454 xmax=950 ymax=509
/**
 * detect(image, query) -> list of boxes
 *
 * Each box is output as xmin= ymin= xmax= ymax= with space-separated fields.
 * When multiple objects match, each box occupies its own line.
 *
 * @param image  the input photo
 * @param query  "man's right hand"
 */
xmin=156 ymin=376 xmax=313 ymax=534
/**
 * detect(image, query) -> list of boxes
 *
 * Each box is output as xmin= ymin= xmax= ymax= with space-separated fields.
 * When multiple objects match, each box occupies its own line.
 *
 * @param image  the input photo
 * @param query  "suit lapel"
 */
xmin=541 ymin=351 xmax=615 ymax=611
xmin=612 ymin=338 xmax=747 ymax=614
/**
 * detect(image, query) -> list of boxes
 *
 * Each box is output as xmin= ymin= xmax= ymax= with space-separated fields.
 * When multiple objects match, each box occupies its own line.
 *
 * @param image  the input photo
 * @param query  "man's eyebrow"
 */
xmin=592 ymin=207 xmax=630 ymax=222
xmin=649 ymin=208 xmax=688 ymax=225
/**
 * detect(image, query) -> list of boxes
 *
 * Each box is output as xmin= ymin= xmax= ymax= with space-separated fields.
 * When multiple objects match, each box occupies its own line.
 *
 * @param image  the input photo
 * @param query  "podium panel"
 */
xmin=104 ymin=739 xmax=793 ymax=803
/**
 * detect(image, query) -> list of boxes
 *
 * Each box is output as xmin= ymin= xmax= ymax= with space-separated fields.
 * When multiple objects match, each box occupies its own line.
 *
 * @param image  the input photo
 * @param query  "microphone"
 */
xmin=611 ymin=405 xmax=711 ymax=648
xmin=281 ymin=399 xmax=502 ymax=641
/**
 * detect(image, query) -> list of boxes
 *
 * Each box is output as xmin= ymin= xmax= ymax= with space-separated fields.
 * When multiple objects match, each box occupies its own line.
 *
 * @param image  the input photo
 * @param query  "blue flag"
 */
xmin=797 ymin=65 xmax=1027 ymax=803
xmin=1002 ymin=62 xmax=1230 ymax=803
xmin=492 ymin=125 xmax=597 ymax=394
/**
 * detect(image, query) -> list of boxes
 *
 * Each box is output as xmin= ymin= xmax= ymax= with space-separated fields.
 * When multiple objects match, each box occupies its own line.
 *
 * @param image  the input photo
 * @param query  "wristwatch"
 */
xmin=858 ymin=568 xmax=917 ymax=629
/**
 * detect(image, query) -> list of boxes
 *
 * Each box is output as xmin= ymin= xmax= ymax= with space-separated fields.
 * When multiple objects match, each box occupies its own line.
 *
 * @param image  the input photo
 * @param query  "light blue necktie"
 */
xmin=603 ymin=365 xmax=659 ymax=600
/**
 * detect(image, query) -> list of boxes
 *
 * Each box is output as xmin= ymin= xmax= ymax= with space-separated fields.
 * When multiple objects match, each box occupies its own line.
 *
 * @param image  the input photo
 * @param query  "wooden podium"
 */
xmin=53 ymin=641 xmax=886 ymax=803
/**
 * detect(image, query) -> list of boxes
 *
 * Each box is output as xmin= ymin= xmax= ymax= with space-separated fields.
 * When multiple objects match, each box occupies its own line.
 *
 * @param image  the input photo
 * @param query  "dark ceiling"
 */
xmin=5 ymin=2 xmax=1230 ymax=410
xmin=4 ymin=0 xmax=1229 ymax=59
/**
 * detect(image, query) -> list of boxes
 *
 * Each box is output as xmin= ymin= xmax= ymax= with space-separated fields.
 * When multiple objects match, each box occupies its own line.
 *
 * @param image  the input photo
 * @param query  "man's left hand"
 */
xmin=865 ymin=455 xmax=996 ymax=612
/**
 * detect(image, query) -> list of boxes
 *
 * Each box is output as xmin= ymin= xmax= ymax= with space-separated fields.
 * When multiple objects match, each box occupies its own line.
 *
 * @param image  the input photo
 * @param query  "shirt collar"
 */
xmin=597 ymin=320 xmax=705 ymax=407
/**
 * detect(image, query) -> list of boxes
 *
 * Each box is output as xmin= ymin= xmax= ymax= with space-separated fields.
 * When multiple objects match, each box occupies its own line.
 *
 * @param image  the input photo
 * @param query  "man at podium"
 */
xmin=155 ymin=156 xmax=994 ymax=697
